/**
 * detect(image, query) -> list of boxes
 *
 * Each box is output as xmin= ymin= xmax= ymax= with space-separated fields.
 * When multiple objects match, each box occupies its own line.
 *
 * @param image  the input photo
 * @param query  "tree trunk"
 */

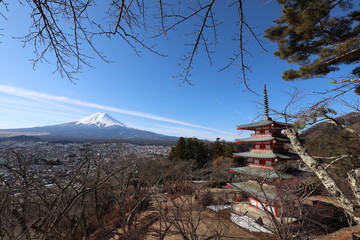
xmin=348 ymin=169 xmax=360 ymax=206
xmin=284 ymin=128 xmax=360 ymax=225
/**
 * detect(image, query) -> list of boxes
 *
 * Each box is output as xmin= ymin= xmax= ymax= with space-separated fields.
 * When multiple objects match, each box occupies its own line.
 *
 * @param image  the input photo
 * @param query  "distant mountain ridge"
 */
xmin=300 ymin=112 xmax=360 ymax=156
xmin=0 ymin=112 xmax=178 ymax=144
xmin=301 ymin=112 xmax=360 ymax=139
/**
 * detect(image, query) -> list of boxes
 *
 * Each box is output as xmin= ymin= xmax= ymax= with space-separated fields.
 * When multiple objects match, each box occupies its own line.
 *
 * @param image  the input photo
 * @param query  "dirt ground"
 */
xmin=144 ymin=210 xmax=276 ymax=240
xmin=109 ymin=192 xmax=277 ymax=240
xmin=110 ymin=209 xmax=277 ymax=240
xmin=108 ymin=188 xmax=356 ymax=240
xmin=316 ymin=226 xmax=360 ymax=240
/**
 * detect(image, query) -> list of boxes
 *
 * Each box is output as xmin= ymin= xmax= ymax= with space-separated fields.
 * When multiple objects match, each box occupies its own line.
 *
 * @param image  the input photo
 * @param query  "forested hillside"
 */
xmin=301 ymin=112 xmax=360 ymax=157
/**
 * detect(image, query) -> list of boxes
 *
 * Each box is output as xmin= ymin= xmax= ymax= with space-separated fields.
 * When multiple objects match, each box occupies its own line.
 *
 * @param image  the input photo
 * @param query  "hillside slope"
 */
xmin=300 ymin=112 xmax=360 ymax=157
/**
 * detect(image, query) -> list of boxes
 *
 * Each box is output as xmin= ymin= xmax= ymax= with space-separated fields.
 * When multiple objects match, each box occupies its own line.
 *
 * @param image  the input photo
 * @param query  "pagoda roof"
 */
xmin=228 ymin=181 xmax=278 ymax=200
xmin=228 ymin=181 xmax=296 ymax=200
xmin=230 ymin=166 xmax=293 ymax=179
xmin=235 ymin=136 xmax=290 ymax=143
xmin=233 ymin=151 xmax=299 ymax=160
xmin=237 ymin=118 xmax=287 ymax=130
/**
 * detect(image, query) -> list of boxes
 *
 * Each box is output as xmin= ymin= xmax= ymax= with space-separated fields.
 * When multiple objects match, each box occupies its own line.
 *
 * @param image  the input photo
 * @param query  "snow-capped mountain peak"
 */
xmin=75 ymin=112 xmax=126 ymax=128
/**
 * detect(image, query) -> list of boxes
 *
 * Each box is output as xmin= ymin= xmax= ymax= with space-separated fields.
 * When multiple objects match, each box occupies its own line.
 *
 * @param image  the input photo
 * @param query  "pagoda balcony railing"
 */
xmin=251 ymin=133 xmax=272 ymax=137
xmin=250 ymin=148 xmax=273 ymax=152
xmin=248 ymin=163 xmax=273 ymax=168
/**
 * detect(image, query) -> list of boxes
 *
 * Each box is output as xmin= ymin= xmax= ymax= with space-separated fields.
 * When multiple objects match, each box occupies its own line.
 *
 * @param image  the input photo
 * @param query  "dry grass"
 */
xmin=109 ymin=192 xmax=277 ymax=240
xmin=316 ymin=226 xmax=360 ymax=240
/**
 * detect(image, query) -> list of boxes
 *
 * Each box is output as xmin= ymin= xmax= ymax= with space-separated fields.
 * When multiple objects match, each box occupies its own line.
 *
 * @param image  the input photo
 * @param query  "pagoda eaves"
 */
xmin=233 ymin=151 xmax=299 ymax=160
xmin=228 ymin=182 xmax=278 ymax=200
xmin=237 ymin=118 xmax=288 ymax=130
xmin=235 ymin=136 xmax=290 ymax=143
xmin=230 ymin=166 xmax=293 ymax=179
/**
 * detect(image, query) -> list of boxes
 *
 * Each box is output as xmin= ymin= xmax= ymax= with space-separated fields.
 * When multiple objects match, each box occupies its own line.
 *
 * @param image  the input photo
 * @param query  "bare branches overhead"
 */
xmin=1 ymin=0 xmax=265 ymax=88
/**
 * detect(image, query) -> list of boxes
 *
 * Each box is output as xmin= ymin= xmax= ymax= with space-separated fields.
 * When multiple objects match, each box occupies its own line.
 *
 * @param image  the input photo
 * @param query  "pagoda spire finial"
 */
xmin=264 ymin=84 xmax=271 ymax=120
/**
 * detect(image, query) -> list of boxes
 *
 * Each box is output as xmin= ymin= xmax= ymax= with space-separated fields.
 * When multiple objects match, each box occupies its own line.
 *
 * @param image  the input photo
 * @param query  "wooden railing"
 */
xmin=250 ymin=133 xmax=271 ymax=137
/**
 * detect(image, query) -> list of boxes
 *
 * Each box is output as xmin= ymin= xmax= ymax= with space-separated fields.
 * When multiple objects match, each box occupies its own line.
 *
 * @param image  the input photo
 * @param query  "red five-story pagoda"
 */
xmin=228 ymin=85 xmax=299 ymax=217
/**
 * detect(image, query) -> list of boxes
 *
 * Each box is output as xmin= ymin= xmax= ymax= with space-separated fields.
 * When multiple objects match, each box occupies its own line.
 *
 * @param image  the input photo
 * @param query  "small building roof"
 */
xmin=230 ymin=166 xmax=294 ymax=179
xmin=233 ymin=151 xmax=299 ymax=160
xmin=237 ymin=118 xmax=287 ymax=130
xmin=235 ymin=136 xmax=290 ymax=143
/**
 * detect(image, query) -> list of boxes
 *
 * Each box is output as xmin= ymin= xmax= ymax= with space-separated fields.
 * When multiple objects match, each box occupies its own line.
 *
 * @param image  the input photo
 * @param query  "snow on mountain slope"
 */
xmin=0 ymin=112 xmax=179 ymax=143
xmin=75 ymin=112 xmax=126 ymax=128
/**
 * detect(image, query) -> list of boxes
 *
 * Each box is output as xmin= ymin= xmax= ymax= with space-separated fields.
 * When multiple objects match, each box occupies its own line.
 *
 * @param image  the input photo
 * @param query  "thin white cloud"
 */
xmin=143 ymin=124 xmax=237 ymax=141
xmin=214 ymin=98 xmax=253 ymax=121
xmin=0 ymin=87 xmax=81 ymax=111
xmin=0 ymin=85 xmax=233 ymax=135
xmin=0 ymin=103 xmax=83 ymax=119
xmin=234 ymin=110 xmax=254 ymax=120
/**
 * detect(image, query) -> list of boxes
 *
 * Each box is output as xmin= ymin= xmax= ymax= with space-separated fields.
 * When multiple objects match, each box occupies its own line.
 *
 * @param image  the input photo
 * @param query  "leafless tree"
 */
xmin=0 ymin=144 xmax=170 ymax=240
xmin=285 ymin=125 xmax=360 ymax=225
xmin=228 ymin=160 xmax=347 ymax=240
xmin=150 ymin=182 xmax=230 ymax=240
xmin=1 ymin=0 xmax=265 ymax=88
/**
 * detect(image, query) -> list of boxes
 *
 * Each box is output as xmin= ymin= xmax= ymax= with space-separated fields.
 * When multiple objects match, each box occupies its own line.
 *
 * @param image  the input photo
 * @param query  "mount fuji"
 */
xmin=75 ymin=112 xmax=126 ymax=128
xmin=0 ymin=112 xmax=178 ymax=143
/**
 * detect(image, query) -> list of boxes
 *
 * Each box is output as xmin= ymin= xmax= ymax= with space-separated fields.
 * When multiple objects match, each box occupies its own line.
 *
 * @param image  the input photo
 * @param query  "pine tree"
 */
xmin=211 ymin=138 xmax=224 ymax=160
xmin=168 ymin=137 xmax=211 ymax=167
xmin=223 ymin=142 xmax=234 ymax=158
xmin=168 ymin=137 xmax=186 ymax=161
xmin=265 ymin=0 xmax=360 ymax=86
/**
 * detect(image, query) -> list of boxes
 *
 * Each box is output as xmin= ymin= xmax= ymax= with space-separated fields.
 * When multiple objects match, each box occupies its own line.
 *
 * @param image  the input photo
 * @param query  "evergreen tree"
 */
xmin=191 ymin=139 xmax=211 ymax=168
xmin=168 ymin=137 xmax=186 ymax=161
xmin=265 ymin=0 xmax=360 ymax=90
xmin=184 ymin=138 xmax=198 ymax=160
xmin=210 ymin=138 xmax=235 ymax=160
xmin=211 ymin=138 xmax=224 ymax=160
xmin=168 ymin=137 xmax=211 ymax=168
xmin=223 ymin=142 xmax=234 ymax=158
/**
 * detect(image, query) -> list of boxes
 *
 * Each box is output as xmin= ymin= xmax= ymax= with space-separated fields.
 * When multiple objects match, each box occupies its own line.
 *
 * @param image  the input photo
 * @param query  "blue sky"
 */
xmin=0 ymin=1 xmax=356 ymax=141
